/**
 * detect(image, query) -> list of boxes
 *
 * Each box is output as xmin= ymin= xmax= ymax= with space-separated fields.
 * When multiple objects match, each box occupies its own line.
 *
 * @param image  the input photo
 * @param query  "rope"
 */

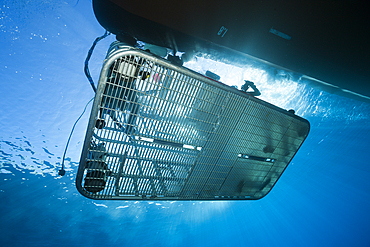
xmin=59 ymin=97 xmax=94 ymax=176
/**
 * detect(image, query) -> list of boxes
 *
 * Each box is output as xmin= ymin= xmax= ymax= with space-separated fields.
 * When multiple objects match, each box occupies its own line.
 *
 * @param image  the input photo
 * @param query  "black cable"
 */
xmin=84 ymin=30 xmax=110 ymax=93
xmin=59 ymin=31 xmax=111 ymax=176
xmin=59 ymin=97 xmax=94 ymax=176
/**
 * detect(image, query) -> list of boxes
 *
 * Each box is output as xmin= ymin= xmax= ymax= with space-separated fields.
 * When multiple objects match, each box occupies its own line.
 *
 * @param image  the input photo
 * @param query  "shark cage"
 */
xmin=76 ymin=41 xmax=310 ymax=200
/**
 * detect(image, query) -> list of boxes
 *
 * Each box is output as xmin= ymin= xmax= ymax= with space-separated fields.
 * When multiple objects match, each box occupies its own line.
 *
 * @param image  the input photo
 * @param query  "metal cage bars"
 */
xmin=76 ymin=44 xmax=310 ymax=200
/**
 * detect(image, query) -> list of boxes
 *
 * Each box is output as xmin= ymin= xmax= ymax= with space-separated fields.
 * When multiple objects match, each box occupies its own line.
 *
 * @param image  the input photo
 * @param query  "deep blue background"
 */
xmin=1 ymin=1 xmax=370 ymax=246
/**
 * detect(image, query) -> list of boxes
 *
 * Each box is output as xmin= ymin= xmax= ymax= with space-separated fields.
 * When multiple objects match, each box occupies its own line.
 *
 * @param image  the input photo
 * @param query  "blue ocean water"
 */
xmin=1 ymin=1 xmax=370 ymax=246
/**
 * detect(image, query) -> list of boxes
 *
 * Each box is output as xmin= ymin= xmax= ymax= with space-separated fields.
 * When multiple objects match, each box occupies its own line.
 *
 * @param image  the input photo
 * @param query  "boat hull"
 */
xmin=93 ymin=0 xmax=370 ymax=102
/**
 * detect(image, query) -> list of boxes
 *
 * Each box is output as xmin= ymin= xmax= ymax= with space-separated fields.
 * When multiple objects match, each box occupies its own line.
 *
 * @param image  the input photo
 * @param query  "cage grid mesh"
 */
xmin=76 ymin=45 xmax=309 ymax=200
